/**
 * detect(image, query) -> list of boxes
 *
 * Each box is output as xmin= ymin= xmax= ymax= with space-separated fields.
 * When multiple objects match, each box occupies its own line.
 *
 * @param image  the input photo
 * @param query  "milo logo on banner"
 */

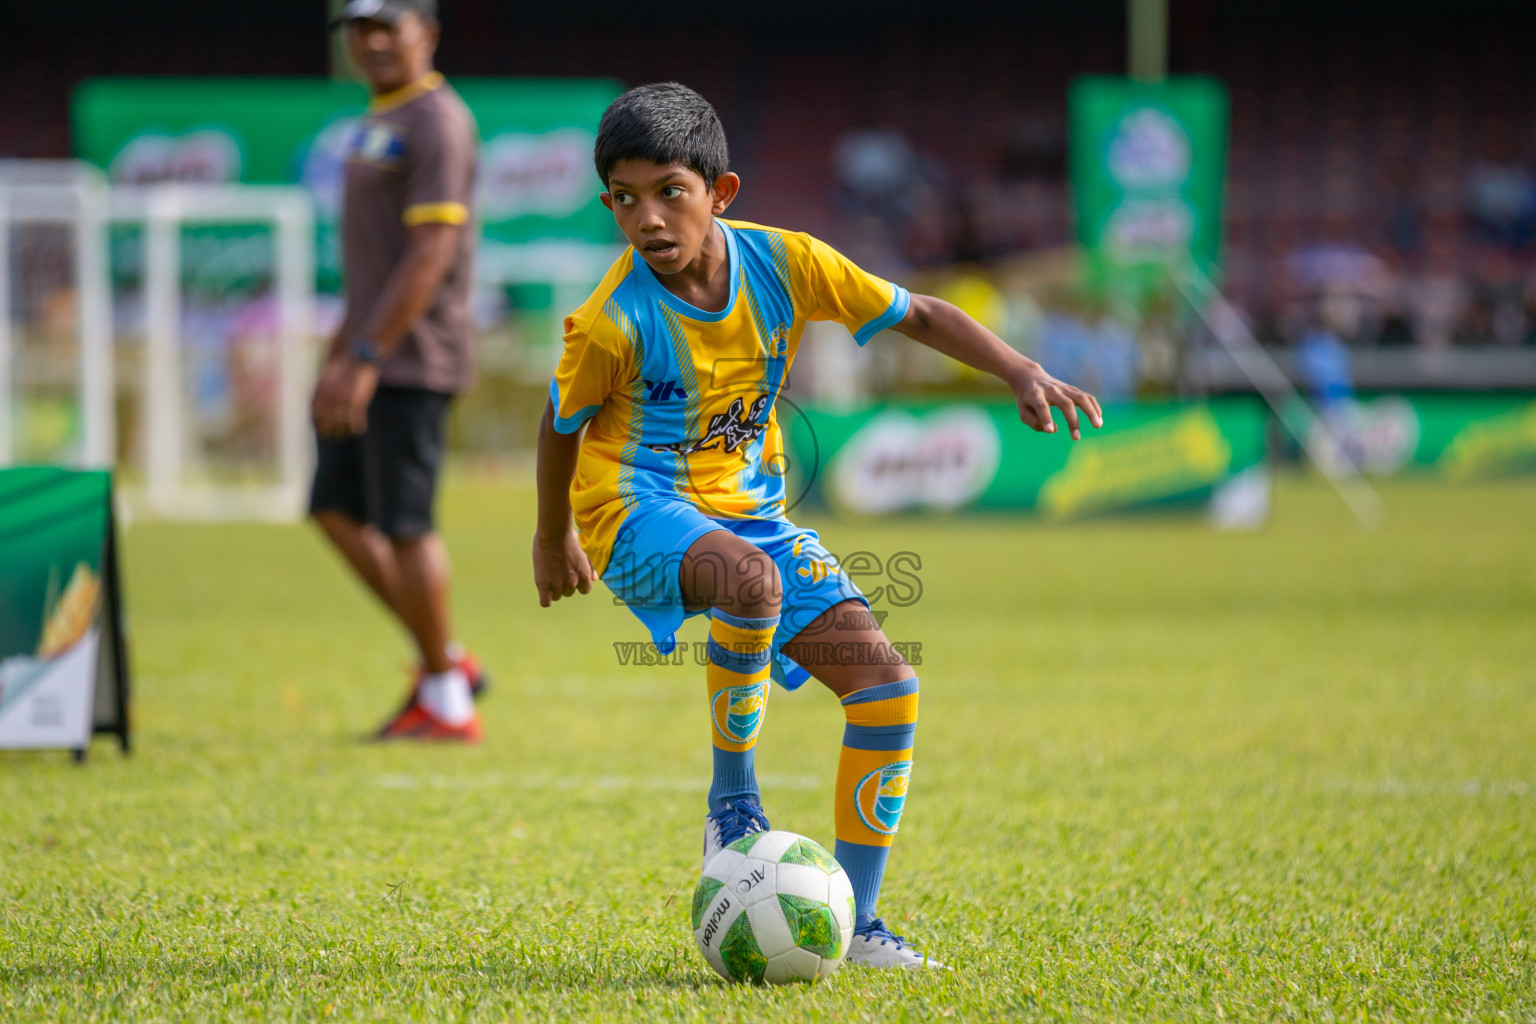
xmin=108 ymin=129 xmax=242 ymax=184
xmin=1070 ymin=76 xmax=1228 ymax=271
xmin=828 ymin=407 xmax=1002 ymax=515
xmin=479 ymin=128 xmax=596 ymax=221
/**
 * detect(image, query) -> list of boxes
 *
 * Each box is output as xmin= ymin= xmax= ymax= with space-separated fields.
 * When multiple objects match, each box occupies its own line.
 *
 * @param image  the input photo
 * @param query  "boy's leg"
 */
xmin=782 ymin=599 xmax=943 ymax=968
xmin=679 ymin=531 xmax=783 ymax=857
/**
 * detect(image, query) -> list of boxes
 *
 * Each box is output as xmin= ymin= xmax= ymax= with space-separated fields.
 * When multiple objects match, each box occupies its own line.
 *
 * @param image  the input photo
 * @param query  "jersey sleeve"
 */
xmin=402 ymin=106 xmax=476 ymax=227
xmin=548 ymin=318 xmax=625 ymax=434
xmin=800 ymin=235 xmax=911 ymax=345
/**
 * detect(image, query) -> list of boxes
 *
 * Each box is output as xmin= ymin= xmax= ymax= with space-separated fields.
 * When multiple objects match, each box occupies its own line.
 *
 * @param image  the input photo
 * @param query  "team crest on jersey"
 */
xmin=711 ymin=681 xmax=769 ymax=745
xmin=854 ymin=759 xmax=912 ymax=835
xmin=351 ymin=122 xmax=405 ymax=167
xmin=769 ymin=324 xmax=790 ymax=356
xmin=646 ymin=393 xmax=769 ymax=456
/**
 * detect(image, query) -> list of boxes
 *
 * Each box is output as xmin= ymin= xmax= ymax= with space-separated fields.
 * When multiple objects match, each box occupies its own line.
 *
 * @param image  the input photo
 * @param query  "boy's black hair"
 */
xmin=594 ymin=82 xmax=729 ymax=188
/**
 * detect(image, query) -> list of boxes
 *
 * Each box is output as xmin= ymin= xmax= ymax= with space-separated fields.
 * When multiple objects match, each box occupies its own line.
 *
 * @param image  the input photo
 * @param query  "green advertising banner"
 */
xmin=1069 ymin=76 xmax=1228 ymax=273
xmin=786 ymin=397 xmax=1268 ymax=521
xmin=0 ymin=468 xmax=130 ymax=755
xmin=1294 ymin=393 xmax=1536 ymax=479
xmin=72 ymin=76 xmax=622 ymax=288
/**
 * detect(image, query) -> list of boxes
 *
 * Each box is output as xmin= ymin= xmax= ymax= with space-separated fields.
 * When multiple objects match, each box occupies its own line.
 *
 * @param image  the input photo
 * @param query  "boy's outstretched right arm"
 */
xmin=532 ymin=398 xmax=596 ymax=607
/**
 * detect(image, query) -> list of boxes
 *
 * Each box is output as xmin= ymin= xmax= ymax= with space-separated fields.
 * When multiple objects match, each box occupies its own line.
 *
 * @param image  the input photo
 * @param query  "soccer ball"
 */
xmin=691 ymin=830 xmax=856 ymax=984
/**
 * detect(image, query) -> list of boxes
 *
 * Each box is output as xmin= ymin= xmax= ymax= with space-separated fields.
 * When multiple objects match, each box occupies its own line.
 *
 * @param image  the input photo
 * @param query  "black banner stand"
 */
xmin=79 ymin=486 xmax=131 ymax=763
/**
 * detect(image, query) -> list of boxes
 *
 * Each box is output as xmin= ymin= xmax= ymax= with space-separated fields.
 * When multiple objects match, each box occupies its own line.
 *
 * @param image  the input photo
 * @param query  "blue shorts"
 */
xmin=602 ymin=500 xmax=868 ymax=690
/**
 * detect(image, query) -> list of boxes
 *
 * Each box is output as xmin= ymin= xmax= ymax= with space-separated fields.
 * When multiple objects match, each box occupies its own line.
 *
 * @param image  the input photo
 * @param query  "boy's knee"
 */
xmin=728 ymin=549 xmax=782 ymax=619
xmin=838 ymin=661 xmax=916 ymax=696
xmin=841 ymin=675 xmax=919 ymax=723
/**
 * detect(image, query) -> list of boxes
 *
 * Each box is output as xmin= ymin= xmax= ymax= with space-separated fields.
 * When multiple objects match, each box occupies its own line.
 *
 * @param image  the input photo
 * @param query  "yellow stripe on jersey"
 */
xmin=368 ymin=72 xmax=445 ymax=114
xmin=402 ymin=202 xmax=469 ymax=226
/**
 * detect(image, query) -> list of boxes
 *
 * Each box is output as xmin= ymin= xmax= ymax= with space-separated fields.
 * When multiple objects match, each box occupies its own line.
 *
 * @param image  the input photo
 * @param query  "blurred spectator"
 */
xmin=1462 ymin=126 xmax=1536 ymax=247
xmin=1464 ymin=247 xmax=1526 ymax=346
xmin=997 ymin=114 xmax=1065 ymax=183
xmin=1284 ymin=243 xmax=1387 ymax=304
xmin=1038 ymin=302 xmax=1094 ymax=390
xmin=949 ymin=186 xmax=983 ymax=265
xmin=1406 ymin=235 xmax=1467 ymax=349
xmin=1453 ymin=293 xmax=1498 ymax=347
xmin=1295 ymin=321 xmax=1353 ymax=409
xmin=1090 ymin=310 xmax=1141 ymax=402
xmin=1380 ymin=156 xmax=1424 ymax=256
xmin=1521 ymin=277 xmax=1536 ymax=347
xmin=1375 ymin=303 xmax=1415 ymax=348
xmin=833 ymin=126 xmax=921 ymax=227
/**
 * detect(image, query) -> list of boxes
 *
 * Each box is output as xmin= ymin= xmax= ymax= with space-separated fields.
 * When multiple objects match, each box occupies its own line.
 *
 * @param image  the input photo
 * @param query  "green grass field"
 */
xmin=3 ymin=475 xmax=1534 ymax=1022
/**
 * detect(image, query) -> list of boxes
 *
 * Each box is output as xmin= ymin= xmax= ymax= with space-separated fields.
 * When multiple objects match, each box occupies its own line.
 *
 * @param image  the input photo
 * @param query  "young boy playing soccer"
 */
xmin=532 ymin=83 xmax=1101 ymax=968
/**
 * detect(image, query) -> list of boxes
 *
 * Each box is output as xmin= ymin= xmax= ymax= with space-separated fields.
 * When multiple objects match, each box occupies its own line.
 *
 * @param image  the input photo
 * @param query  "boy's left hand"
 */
xmin=1008 ymin=364 xmax=1103 ymax=441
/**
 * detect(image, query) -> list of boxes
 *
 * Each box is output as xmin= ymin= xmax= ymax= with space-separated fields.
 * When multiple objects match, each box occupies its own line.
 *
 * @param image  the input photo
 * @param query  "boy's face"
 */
xmin=601 ymin=160 xmax=740 ymax=274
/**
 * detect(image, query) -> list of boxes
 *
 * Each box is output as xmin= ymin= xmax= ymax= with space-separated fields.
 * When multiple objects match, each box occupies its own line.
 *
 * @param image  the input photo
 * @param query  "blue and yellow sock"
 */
xmin=705 ymin=610 xmax=777 ymax=814
xmin=834 ymin=677 xmax=918 ymax=929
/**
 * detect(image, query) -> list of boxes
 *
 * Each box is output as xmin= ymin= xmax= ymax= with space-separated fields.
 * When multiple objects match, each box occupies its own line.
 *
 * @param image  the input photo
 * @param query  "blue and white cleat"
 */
xmin=701 ymin=797 xmax=771 ymax=867
xmin=847 ymin=918 xmax=948 ymax=969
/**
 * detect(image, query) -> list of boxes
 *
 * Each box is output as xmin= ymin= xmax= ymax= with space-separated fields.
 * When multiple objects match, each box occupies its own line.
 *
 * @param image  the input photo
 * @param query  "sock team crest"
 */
xmin=712 ymin=681 xmax=770 ymax=746
xmin=853 ymin=759 xmax=912 ymax=836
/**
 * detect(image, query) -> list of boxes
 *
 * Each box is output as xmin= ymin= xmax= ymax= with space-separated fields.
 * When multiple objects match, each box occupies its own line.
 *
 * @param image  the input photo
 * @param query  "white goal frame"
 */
xmin=0 ymin=160 xmax=114 ymax=468
xmin=3 ymin=160 xmax=624 ymax=519
xmin=109 ymin=185 xmax=316 ymax=520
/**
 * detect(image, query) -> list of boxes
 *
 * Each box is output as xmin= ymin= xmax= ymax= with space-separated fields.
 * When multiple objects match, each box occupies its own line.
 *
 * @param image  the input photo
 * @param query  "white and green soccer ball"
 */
xmin=692 ymin=830 xmax=856 ymax=985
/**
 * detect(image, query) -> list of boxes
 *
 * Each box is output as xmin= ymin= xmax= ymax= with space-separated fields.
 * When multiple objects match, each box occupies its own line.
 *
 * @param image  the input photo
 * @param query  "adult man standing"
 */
xmin=312 ymin=0 xmax=485 ymax=741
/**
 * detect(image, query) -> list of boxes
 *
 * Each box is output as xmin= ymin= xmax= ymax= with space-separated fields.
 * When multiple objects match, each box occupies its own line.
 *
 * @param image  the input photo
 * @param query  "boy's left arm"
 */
xmin=892 ymin=294 xmax=1103 ymax=440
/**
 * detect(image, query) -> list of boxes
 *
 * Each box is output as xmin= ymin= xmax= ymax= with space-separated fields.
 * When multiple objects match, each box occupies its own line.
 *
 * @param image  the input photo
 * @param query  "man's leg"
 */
xmin=309 ymin=388 xmax=477 ymax=740
xmin=372 ymin=386 xmax=476 ymax=734
xmin=391 ymin=532 xmax=453 ymax=674
xmin=312 ymin=509 xmax=407 ymax=621
xmin=314 ymin=506 xmax=460 ymax=676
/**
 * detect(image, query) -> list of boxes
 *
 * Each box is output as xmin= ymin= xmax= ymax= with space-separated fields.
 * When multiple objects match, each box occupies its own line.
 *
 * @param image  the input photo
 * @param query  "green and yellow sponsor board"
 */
xmin=72 ymin=76 xmax=622 ymax=290
xmin=1289 ymin=393 xmax=1536 ymax=479
xmin=1070 ymin=76 xmax=1228 ymax=274
xmin=0 ymin=468 xmax=129 ymax=755
xmin=785 ymin=397 xmax=1267 ymax=520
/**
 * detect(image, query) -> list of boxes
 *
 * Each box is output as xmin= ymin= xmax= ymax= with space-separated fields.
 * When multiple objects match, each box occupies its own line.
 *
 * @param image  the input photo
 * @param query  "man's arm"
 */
xmin=312 ymin=223 xmax=462 ymax=438
xmin=891 ymin=293 xmax=1103 ymax=440
xmin=532 ymin=398 xmax=596 ymax=606
xmin=359 ymin=222 xmax=462 ymax=356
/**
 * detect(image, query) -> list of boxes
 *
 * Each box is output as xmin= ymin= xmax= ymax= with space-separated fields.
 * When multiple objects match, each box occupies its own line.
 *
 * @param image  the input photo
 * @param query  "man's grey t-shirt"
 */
xmin=342 ymin=73 xmax=477 ymax=393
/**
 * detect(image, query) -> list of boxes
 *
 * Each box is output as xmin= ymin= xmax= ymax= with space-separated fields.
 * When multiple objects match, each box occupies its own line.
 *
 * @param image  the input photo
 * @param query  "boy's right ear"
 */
xmin=599 ymin=191 xmax=614 ymax=212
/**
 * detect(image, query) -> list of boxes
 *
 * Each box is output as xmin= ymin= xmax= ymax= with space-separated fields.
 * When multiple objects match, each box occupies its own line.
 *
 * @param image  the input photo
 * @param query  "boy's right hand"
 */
xmin=532 ymin=529 xmax=596 ymax=607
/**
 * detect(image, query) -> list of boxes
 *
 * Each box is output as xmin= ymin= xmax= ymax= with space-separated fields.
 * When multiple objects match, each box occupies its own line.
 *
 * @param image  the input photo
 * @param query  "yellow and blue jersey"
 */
xmin=550 ymin=219 xmax=910 ymax=575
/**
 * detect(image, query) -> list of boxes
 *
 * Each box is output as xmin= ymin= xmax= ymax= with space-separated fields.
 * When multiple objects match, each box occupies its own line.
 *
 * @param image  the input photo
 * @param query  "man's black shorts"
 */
xmin=309 ymin=386 xmax=452 ymax=539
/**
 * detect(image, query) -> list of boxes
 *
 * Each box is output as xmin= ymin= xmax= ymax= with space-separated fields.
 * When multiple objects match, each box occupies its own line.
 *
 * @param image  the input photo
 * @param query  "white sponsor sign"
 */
xmin=829 ymin=407 xmax=1001 ymax=514
xmin=109 ymin=129 xmax=243 ymax=184
xmin=0 ymin=629 xmax=99 ymax=750
xmin=1107 ymin=107 xmax=1191 ymax=188
xmin=478 ymin=128 xmax=595 ymax=220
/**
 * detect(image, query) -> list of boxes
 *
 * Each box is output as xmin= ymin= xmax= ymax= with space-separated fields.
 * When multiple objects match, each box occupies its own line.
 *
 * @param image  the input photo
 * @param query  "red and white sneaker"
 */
xmin=372 ymin=648 xmax=489 ymax=741
xmin=443 ymin=646 xmax=490 ymax=700
xmin=374 ymin=703 xmax=483 ymax=743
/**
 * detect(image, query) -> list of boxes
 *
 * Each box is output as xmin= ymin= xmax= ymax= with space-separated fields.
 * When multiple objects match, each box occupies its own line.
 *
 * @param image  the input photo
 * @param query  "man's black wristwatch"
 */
xmin=347 ymin=338 xmax=383 ymax=366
